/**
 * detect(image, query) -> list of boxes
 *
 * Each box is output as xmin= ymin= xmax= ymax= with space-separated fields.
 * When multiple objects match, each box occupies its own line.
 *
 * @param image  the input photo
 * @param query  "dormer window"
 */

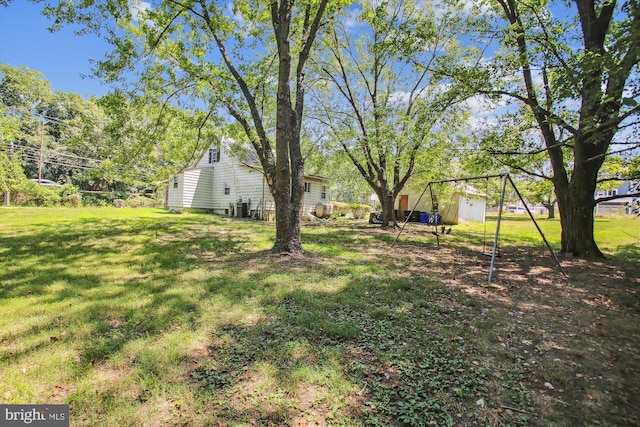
xmin=208 ymin=148 xmax=220 ymax=164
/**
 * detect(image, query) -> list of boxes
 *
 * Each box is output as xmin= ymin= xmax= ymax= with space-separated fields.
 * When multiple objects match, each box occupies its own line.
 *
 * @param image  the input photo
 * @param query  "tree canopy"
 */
xmin=312 ymin=0 xmax=478 ymax=226
xmin=457 ymin=0 xmax=639 ymax=257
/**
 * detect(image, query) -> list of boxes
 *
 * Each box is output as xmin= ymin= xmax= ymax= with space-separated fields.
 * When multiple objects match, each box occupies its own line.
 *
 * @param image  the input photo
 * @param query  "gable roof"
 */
xmin=191 ymin=137 xmax=329 ymax=182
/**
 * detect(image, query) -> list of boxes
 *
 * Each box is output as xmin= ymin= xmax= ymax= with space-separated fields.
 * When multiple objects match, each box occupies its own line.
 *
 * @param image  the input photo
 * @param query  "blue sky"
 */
xmin=0 ymin=2 xmax=111 ymax=98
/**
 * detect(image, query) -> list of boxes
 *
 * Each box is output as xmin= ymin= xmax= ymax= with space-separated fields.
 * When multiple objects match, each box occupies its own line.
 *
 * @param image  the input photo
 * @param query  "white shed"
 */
xmin=395 ymin=184 xmax=486 ymax=224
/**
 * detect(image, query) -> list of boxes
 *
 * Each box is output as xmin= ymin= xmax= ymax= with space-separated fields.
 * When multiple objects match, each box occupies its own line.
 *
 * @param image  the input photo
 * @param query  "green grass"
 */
xmin=0 ymin=207 xmax=638 ymax=426
xmin=410 ymin=213 xmax=639 ymax=262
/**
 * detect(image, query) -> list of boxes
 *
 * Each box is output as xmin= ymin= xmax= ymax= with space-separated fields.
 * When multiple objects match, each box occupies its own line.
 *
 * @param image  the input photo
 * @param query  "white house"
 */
xmin=594 ymin=181 xmax=637 ymax=215
xmin=394 ymin=184 xmax=486 ymax=224
xmin=167 ymin=139 xmax=330 ymax=219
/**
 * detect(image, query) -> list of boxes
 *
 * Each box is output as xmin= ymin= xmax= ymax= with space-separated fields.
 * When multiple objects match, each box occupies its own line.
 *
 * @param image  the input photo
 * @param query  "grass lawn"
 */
xmin=1 ymin=207 xmax=638 ymax=426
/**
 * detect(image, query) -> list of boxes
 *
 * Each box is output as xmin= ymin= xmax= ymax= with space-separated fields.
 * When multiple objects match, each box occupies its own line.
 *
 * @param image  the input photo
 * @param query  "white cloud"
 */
xmin=226 ymin=2 xmax=246 ymax=26
xmin=129 ymin=0 xmax=151 ymax=23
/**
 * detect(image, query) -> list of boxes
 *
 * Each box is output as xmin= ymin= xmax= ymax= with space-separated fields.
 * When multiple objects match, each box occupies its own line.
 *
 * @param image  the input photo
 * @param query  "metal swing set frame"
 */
xmin=392 ymin=173 xmax=566 ymax=283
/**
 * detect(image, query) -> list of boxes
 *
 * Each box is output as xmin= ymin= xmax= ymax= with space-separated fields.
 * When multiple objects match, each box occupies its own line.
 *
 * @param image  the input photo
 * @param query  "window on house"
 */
xmin=224 ymin=185 xmax=230 ymax=195
xmin=304 ymin=182 xmax=311 ymax=193
xmin=598 ymin=189 xmax=618 ymax=197
xmin=173 ymin=179 xmax=178 ymax=189
xmin=321 ymin=185 xmax=326 ymax=199
xmin=208 ymin=148 xmax=220 ymax=164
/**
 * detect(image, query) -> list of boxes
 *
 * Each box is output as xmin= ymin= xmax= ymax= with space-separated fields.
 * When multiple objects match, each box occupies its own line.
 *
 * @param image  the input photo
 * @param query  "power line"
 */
xmin=3 ymin=144 xmax=101 ymax=171
xmin=3 ymin=142 xmax=157 ymax=181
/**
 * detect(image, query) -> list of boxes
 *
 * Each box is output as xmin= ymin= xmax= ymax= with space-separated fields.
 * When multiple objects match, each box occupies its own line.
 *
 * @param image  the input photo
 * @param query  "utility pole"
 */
xmin=2 ymin=142 xmax=11 ymax=206
xmin=38 ymin=119 xmax=44 ymax=183
xmin=3 ymin=107 xmax=14 ymax=206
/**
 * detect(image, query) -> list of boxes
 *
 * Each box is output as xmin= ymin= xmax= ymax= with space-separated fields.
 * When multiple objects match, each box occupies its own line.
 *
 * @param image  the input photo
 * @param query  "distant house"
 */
xmin=394 ymin=184 xmax=486 ymax=224
xmin=167 ymin=139 xmax=330 ymax=218
xmin=594 ymin=181 xmax=636 ymax=215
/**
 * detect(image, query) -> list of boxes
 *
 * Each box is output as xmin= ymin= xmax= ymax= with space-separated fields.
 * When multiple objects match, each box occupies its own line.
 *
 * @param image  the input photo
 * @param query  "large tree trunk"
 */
xmin=555 ymin=163 xmax=604 ymax=258
xmin=380 ymin=191 xmax=397 ymax=228
xmin=269 ymin=0 xmax=305 ymax=255
xmin=272 ymin=188 xmax=304 ymax=253
xmin=271 ymin=118 xmax=305 ymax=254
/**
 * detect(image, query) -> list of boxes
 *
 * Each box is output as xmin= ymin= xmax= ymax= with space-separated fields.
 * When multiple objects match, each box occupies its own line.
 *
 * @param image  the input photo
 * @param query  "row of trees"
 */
xmin=2 ymin=0 xmax=638 ymax=258
xmin=0 ymin=63 xmax=219 ymax=204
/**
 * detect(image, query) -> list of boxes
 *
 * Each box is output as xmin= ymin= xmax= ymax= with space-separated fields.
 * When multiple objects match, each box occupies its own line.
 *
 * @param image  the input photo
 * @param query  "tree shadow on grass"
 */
xmin=2 ymin=214 xmax=638 ymax=426
xmin=179 ymin=231 xmax=638 ymax=426
xmin=187 ymin=221 xmax=640 ymax=426
xmin=0 ymin=213 xmax=257 ymax=398
xmin=613 ymin=242 xmax=640 ymax=260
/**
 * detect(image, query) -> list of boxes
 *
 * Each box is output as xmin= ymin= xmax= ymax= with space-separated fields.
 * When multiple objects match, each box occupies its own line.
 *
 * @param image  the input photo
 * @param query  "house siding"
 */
xmin=183 ymin=167 xmax=214 ymax=209
xmin=458 ymin=196 xmax=485 ymax=223
xmin=301 ymin=179 xmax=329 ymax=215
xmin=211 ymin=158 xmax=273 ymax=216
xmin=594 ymin=181 xmax=635 ymax=215
xmin=167 ymin=175 xmax=183 ymax=207
xmin=394 ymin=192 xmax=431 ymax=213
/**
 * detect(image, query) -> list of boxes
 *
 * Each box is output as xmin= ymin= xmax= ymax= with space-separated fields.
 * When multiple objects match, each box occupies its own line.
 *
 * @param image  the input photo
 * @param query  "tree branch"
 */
xmin=196 ymin=0 xmax=275 ymax=182
xmin=476 ymin=89 xmax=579 ymax=135
xmin=488 ymin=140 xmax=573 ymax=156
xmin=594 ymin=192 xmax=640 ymax=205
xmin=506 ymin=163 xmax=551 ymax=180
xmin=585 ymin=145 xmax=640 ymax=163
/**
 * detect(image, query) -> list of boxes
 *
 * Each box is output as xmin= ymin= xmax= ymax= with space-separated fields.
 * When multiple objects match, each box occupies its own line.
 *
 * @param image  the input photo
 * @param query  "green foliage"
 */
xmin=59 ymin=183 xmax=80 ymax=197
xmin=0 ymin=64 xmax=176 ymax=200
xmin=40 ymin=0 xmax=354 ymax=253
xmin=112 ymin=198 xmax=127 ymax=208
xmin=307 ymin=150 xmax=374 ymax=204
xmin=11 ymin=180 xmax=61 ymax=206
xmin=349 ymin=203 xmax=371 ymax=219
xmin=312 ymin=0 xmax=478 ymax=225
xmin=0 ymin=63 xmax=53 ymax=113
xmin=330 ymin=201 xmax=350 ymax=217
xmin=78 ymin=193 xmax=114 ymax=207
xmin=630 ymin=157 xmax=640 ymax=180
xmin=327 ymin=202 xmax=372 ymax=219
xmin=0 ymin=151 xmax=25 ymax=192
xmin=65 ymin=193 xmax=82 ymax=208
xmin=0 ymin=103 xmax=20 ymax=141
xmin=459 ymin=0 xmax=639 ymax=255
xmin=126 ymin=195 xmax=163 ymax=208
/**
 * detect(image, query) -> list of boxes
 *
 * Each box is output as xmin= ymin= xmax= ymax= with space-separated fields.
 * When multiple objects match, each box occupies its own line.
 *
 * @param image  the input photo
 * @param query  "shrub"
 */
xmin=60 ymin=183 xmax=80 ymax=198
xmin=113 ymin=199 xmax=127 ymax=208
xmin=0 ymin=152 xmax=26 ymax=193
xmin=330 ymin=201 xmax=350 ymax=217
xmin=66 ymin=193 xmax=82 ymax=208
xmin=126 ymin=195 xmax=161 ymax=208
xmin=12 ymin=180 xmax=61 ymax=206
xmin=349 ymin=203 xmax=372 ymax=220
xmin=82 ymin=192 xmax=115 ymax=207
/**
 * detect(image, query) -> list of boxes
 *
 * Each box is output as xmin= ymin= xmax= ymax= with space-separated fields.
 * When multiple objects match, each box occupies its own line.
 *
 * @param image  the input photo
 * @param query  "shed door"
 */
xmin=399 ymin=194 xmax=409 ymax=218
